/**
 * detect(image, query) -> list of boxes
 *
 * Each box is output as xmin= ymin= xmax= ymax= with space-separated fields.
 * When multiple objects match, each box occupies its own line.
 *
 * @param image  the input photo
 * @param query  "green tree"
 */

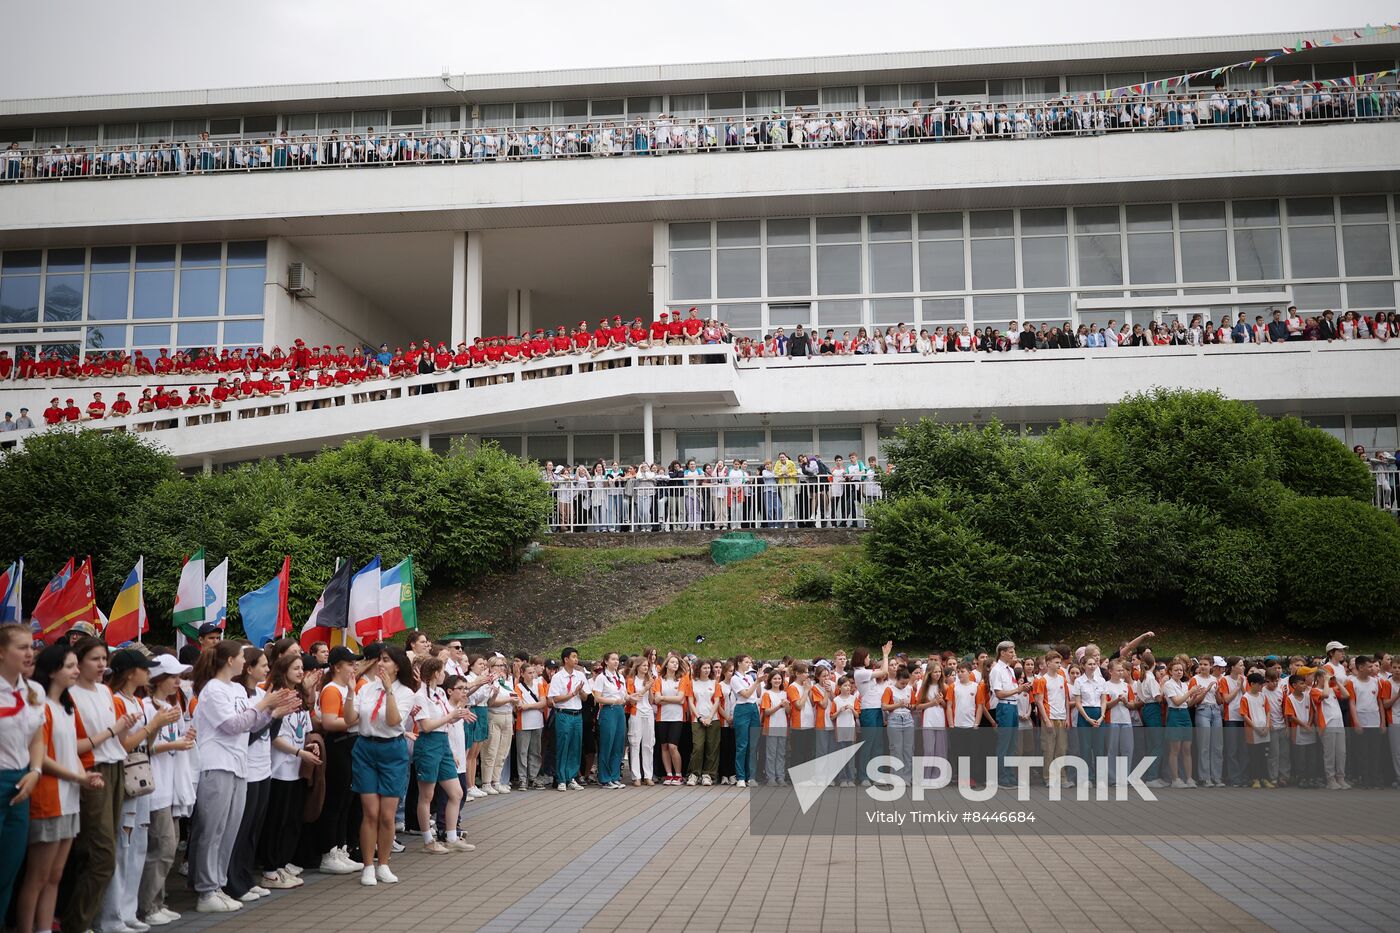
xmin=432 ymin=440 xmax=552 ymax=586
xmin=0 ymin=429 xmax=178 ymax=608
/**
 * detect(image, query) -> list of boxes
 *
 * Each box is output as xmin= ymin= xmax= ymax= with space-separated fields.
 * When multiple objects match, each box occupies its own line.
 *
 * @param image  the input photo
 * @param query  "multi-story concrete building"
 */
xmin=2 ymin=27 xmax=1398 ymax=475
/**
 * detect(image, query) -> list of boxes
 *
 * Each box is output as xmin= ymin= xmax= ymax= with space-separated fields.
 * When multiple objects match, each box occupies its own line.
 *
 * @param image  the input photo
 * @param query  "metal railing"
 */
xmin=1373 ymin=466 xmax=1399 ymax=516
xmin=545 ymin=475 xmax=882 ymax=533
xmin=3 ymin=86 xmax=1397 ymax=184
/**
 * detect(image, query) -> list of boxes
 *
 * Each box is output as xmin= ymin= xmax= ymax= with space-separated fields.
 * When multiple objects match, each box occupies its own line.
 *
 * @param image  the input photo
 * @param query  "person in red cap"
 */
xmin=452 ymin=341 xmax=471 ymax=370
xmin=550 ymin=327 xmax=571 ymax=356
xmin=468 ymin=337 xmax=487 ymax=368
xmin=683 ymin=306 xmax=704 ymax=344
xmin=16 ymin=351 xmax=36 ymax=380
xmin=629 ymin=317 xmax=648 ymax=348
xmin=665 ymin=311 xmax=686 ymax=345
xmin=0 ymin=350 xmax=12 ymax=381
xmin=650 ymin=312 xmax=670 ymax=345
xmin=43 ymin=397 xmax=64 ymax=426
xmin=571 ymin=322 xmax=591 ymax=354
xmin=62 ymin=398 xmax=81 ymax=422
xmin=608 ymin=315 xmax=627 ymax=348
xmin=84 ymin=392 xmax=106 ymax=419
xmin=110 ymin=391 xmax=132 ymax=417
xmin=433 ymin=342 xmax=453 ymax=372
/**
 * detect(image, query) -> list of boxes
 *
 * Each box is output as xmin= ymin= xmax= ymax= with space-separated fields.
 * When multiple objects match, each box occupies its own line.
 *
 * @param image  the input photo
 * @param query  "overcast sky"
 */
xmin=3 ymin=1 xmax=1396 ymax=99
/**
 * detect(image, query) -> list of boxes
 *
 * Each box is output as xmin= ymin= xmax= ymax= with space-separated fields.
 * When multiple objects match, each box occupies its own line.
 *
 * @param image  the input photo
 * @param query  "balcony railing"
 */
xmin=545 ymin=475 xmax=880 ymax=533
xmin=1373 ymin=466 xmax=1399 ymax=516
xmin=3 ymin=86 xmax=1396 ymax=184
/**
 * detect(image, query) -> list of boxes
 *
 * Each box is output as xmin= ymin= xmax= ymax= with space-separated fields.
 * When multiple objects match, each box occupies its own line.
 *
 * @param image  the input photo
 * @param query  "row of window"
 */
xmin=0 ymin=242 xmax=267 ymax=331
xmin=7 ymin=58 xmax=1397 ymax=144
xmin=458 ymin=412 xmax=1400 ymax=466
xmin=668 ymin=198 xmax=1400 ymax=303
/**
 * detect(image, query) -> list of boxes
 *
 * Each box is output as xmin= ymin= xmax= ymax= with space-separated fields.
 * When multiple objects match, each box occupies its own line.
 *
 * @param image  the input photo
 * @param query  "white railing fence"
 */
xmin=545 ymin=475 xmax=883 ymax=533
xmin=1373 ymin=466 xmax=1399 ymax=516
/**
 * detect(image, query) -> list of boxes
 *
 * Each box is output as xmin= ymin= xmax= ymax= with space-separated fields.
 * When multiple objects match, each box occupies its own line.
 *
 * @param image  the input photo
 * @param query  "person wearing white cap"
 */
xmin=139 ymin=654 xmax=195 ymax=927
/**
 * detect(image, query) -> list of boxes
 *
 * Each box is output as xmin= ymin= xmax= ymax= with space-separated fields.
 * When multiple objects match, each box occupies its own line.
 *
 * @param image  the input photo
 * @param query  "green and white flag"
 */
xmin=173 ymin=548 xmax=206 ymax=637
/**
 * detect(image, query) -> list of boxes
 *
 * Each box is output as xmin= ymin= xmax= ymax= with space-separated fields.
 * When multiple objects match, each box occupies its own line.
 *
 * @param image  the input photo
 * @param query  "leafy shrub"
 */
xmin=1180 ymin=523 xmax=1278 ymax=630
xmin=780 ymin=564 xmax=834 ymax=602
xmin=1273 ymin=495 xmax=1400 ymax=631
xmin=1269 ymin=416 xmax=1373 ymax=502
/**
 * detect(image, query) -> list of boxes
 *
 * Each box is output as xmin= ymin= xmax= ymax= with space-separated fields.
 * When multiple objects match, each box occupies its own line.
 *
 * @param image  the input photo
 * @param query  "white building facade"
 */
xmin=2 ymin=28 xmax=1399 ymax=470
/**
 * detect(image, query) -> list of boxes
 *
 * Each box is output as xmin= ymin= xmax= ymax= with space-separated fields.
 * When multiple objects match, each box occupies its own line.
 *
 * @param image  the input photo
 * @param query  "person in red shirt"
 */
xmin=467 ymin=338 xmax=486 ymax=367
xmin=571 ymin=323 xmax=592 ymax=353
xmin=165 ymin=387 xmax=184 ymax=409
xmin=502 ymin=335 xmax=522 ymax=363
xmin=650 ymin=313 xmax=670 ymax=345
xmin=137 ymin=389 xmax=155 ymax=413
xmin=211 ymin=378 xmax=230 ymax=404
xmin=452 ymin=342 xmax=471 ymax=369
xmin=433 ymin=343 xmax=453 ymax=371
xmin=665 ymin=313 xmax=685 ymax=344
xmin=608 ymin=315 xmax=627 ymax=346
xmin=43 ymin=398 xmax=64 ymax=426
xmin=485 ymin=337 xmax=506 ymax=366
xmin=15 ymin=352 xmax=35 ymax=379
xmin=629 ymin=317 xmax=648 ymax=347
xmin=110 ymin=392 xmax=132 ymax=417
xmin=290 ymin=339 xmax=311 ymax=371
xmin=0 ymin=351 xmax=12 ymax=380
xmin=154 ymin=349 xmax=173 ymax=375
xmin=550 ymin=328 xmax=571 ymax=355
xmin=683 ymin=307 xmax=704 ymax=343
xmin=592 ymin=318 xmax=611 ymax=352
xmin=529 ymin=330 xmax=551 ymax=357
xmin=62 ymin=398 xmax=81 ymax=422
xmin=185 ymin=386 xmax=202 ymax=407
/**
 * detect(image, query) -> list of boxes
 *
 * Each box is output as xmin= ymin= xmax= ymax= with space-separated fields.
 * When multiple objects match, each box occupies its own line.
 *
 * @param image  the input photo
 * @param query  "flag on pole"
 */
xmin=301 ymin=560 xmax=351 ymax=649
xmin=0 ymin=560 xmax=22 ymax=625
xmin=172 ymin=548 xmax=206 ymax=638
xmin=237 ymin=556 xmax=291 ymax=648
xmin=204 ymin=558 xmax=228 ymax=630
xmin=349 ymin=557 xmax=382 ymax=643
xmin=379 ymin=556 xmax=417 ymax=638
xmin=104 ymin=558 xmax=148 ymax=646
xmin=33 ymin=557 xmax=97 ymax=644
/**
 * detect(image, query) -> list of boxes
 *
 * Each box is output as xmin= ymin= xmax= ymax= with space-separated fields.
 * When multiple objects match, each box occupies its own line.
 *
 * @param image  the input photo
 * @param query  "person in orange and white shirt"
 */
xmin=1187 ymin=658 xmax=1224 ymax=787
xmin=653 ymin=655 xmax=688 ymax=785
xmin=758 ymin=670 xmax=791 ymax=785
xmin=881 ymin=665 xmax=916 ymax=785
xmin=1261 ymin=664 xmax=1291 ymax=787
xmin=684 ymin=659 xmax=724 ymax=786
xmin=590 ymin=652 xmax=628 ymax=790
xmin=1235 ymin=672 xmax=1273 ymax=788
xmin=1311 ymin=666 xmax=1350 ymax=790
xmin=1033 ymin=650 xmax=1072 ymax=788
xmin=1380 ymin=654 xmax=1400 ymax=785
xmin=828 ymin=676 xmax=860 ymax=787
xmin=1100 ymin=660 xmax=1138 ymax=788
xmin=625 ymin=657 xmax=656 ymax=787
xmin=311 ymin=646 xmax=362 ymax=875
xmin=1345 ymin=654 xmax=1386 ymax=788
xmin=947 ymin=661 xmax=984 ymax=788
xmin=512 ymin=659 xmax=548 ymax=790
xmin=18 ymin=643 xmax=103 ymax=933
xmin=1218 ymin=657 xmax=1248 ymax=787
xmin=809 ymin=664 xmax=835 ymax=762
xmin=1283 ymin=671 xmax=1320 ymax=787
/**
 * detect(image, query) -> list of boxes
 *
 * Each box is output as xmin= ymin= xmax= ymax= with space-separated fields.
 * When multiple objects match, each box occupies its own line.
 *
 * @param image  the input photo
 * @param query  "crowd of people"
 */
xmin=0 ymin=623 xmax=1393 ymax=932
xmin=3 ymin=303 xmax=1395 ymax=435
xmin=542 ymin=453 xmax=888 ymax=532
xmin=3 ymin=84 xmax=1397 ymax=182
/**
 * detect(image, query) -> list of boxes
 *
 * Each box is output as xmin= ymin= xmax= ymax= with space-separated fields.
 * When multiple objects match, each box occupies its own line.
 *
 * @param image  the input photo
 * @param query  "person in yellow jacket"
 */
xmin=773 ymin=452 xmax=799 ymax=527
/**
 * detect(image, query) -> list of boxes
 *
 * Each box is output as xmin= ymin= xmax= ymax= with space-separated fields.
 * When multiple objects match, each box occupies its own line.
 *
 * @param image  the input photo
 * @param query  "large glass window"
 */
xmin=133 ymin=270 xmax=175 ymax=318
xmin=816 ymin=217 xmax=861 ymax=295
xmin=1127 ymin=232 xmax=1176 ymax=284
xmin=0 ymin=274 xmax=39 ymax=324
xmin=1077 ymin=234 xmax=1123 ymax=286
xmin=1232 ymin=228 xmax=1282 ymax=280
xmin=1342 ymin=224 xmax=1393 ymax=277
xmin=222 ymin=319 xmax=263 ymax=347
xmin=1352 ymin=414 xmax=1398 ymax=452
xmin=723 ymin=430 xmax=765 ymax=463
xmin=43 ymin=271 xmax=83 ymax=322
xmin=970 ymin=210 xmax=1014 ymax=290
xmin=1346 ymin=282 xmax=1395 ymax=310
xmin=670 ymin=251 xmax=710 ymax=301
xmin=717 ymin=248 xmax=759 ymax=299
xmin=918 ymin=213 xmax=964 ymax=292
xmin=869 ymin=214 xmax=912 ymax=293
xmin=818 ymin=427 xmax=863 ymax=463
xmin=1181 ymin=231 xmax=1229 ymax=282
xmin=179 ymin=268 xmax=220 ymax=317
xmin=766 ymin=218 xmax=810 ymax=297
xmin=1021 ymin=236 xmax=1067 ymax=288
xmin=676 ymin=431 xmax=718 ymax=466
xmin=1288 ymin=226 xmax=1338 ymax=278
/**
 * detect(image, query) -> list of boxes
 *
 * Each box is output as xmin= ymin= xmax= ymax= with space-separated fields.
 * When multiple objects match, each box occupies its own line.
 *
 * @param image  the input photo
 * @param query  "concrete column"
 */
xmin=466 ymin=233 xmax=484 ymax=342
xmin=642 ymin=400 xmax=655 ymax=464
xmin=450 ymin=232 xmax=485 ymax=345
xmin=519 ymin=289 xmax=532 ymax=334
xmin=862 ymin=422 xmax=879 ymax=462
xmin=201 ymin=455 xmax=213 ymax=476
xmin=659 ymin=428 xmax=678 ymax=467
xmin=651 ymin=221 xmax=668 ymax=321
xmin=506 ymin=289 xmax=527 ymax=337
xmin=420 ymin=428 xmax=431 ymax=450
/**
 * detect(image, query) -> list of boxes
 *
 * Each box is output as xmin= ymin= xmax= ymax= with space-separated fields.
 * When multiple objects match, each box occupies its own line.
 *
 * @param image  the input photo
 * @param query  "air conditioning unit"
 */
xmin=287 ymin=262 xmax=317 ymax=297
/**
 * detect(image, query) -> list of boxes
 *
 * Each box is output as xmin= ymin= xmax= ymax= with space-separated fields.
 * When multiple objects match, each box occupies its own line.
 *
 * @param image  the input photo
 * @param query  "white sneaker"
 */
xmin=319 ymin=852 xmax=356 ymax=875
xmin=686 ymin=774 xmax=698 ymax=786
xmin=468 ymin=786 xmax=488 ymax=798
xmin=141 ymin=910 xmax=172 ymax=926
xmin=283 ymin=863 xmax=304 ymax=877
xmin=261 ymin=871 xmax=298 ymax=889
xmin=375 ymin=864 xmax=399 ymax=884
xmin=735 ymin=780 xmax=747 ymax=788
xmin=557 ymin=783 xmax=567 ymax=792
xmin=127 ymin=921 xmax=152 ymax=932
xmin=158 ymin=909 xmax=182 ymax=923
xmin=483 ymin=783 xmax=499 ymax=795
xmin=1171 ymin=779 xmax=1188 ymax=788
xmin=390 ymin=840 xmax=404 ymax=853
xmin=568 ymin=780 xmax=583 ymax=790
xmin=250 ymin=885 xmax=271 ymax=897
xmin=496 ymin=782 xmax=511 ymax=793
xmin=1146 ymin=779 xmax=1170 ymax=788
xmin=700 ymin=775 xmax=713 ymax=786
xmin=337 ymin=846 xmax=363 ymax=870
xmin=360 ymin=866 xmax=377 ymax=887
xmin=216 ymin=892 xmax=243 ymax=911
xmin=197 ymin=894 xmax=234 ymax=913
xmin=393 ymin=821 xmax=405 ymax=832
xmin=1184 ymin=778 xmax=1197 ymax=787
xmin=238 ymin=891 xmax=261 ymax=903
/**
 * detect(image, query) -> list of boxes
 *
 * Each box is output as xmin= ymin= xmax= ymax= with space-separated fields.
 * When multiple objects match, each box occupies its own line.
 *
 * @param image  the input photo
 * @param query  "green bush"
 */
xmin=1099 ymin=496 xmax=1205 ymax=602
xmin=1273 ymin=495 xmax=1400 ymax=631
xmin=833 ymin=495 xmax=1034 ymax=647
xmin=431 ymin=440 xmax=553 ymax=586
xmin=1270 ymin=416 xmax=1373 ymax=502
xmin=1180 ymin=523 xmax=1278 ymax=630
xmin=780 ymin=564 xmax=834 ymax=602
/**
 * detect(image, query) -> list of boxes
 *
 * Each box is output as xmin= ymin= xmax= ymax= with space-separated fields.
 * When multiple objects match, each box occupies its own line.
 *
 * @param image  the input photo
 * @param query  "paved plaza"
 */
xmin=159 ymin=785 xmax=1399 ymax=933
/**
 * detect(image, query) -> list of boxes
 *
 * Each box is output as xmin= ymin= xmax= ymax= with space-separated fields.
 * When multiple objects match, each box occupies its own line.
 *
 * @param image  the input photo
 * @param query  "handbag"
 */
xmin=124 ymin=749 xmax=155 ymax=798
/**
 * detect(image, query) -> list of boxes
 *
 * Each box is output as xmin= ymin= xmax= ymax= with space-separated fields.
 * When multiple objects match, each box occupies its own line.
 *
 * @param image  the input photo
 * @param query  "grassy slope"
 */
xmin=569 ymin=546 xmax=860 ymax=659
xmin=560 ymin=545 xmax=1398 ymax=660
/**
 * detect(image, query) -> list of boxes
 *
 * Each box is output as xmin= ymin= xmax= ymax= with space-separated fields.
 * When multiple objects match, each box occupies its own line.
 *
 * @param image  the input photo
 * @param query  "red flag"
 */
xmin=273 ymin=556 xmax=293 ymax=638
xmin=33 ymin=557 xmax=97 ymax=644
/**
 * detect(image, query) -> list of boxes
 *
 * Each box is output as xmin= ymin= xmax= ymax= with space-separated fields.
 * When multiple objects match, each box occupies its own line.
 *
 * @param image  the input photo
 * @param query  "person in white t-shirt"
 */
xmin=351 ymin=646 xmax=418 ymax=887
xmin=728 ymin=656 xmax=761 ymax=787
xmin=410 ymin=658 xmax=474 ymax=855
xmin=591 ymin=653 xmax=628 ymax=790
xmin=759 ymin=671 xmax=791 ymax=785
xmin=851 ymin=642 xmax=891 ymax=786
xmin=141 ymin=654 xmax=197 ymax=923
xmin=685 ymin=660 xmax=723 ymax=786
xmin=1100 ymin=660 xmax=1137 ymax=788
xmin=1312 ymin=667 xmax=1348 ymax=790
xmin=1261 ymin=663 xmax=1290 ymax=787
xmin=881 ymin=666 xmax=916 ymax=785
xmin=1347 ymin=655 xmax=1385 ymax=787
xmin=654 ymin=656 xmax=688 ymax=785
xmin=1034 ymin=651 xmax=1072 ymax=788
xmin=1161 ymin=660 xmax=1200 ymax=788
xmin=1188 ymin=658 xmax=1224 ymax=786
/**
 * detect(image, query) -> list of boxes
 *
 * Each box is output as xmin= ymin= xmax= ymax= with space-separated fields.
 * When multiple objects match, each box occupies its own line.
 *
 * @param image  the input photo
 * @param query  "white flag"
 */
xmin=204 ymin=558 xmax=228 ymax=630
